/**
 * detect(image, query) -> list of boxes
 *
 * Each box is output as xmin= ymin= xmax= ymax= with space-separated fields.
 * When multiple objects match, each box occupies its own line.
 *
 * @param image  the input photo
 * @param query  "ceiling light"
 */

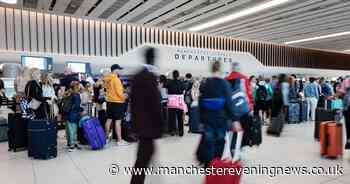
xmin=285 ymin=31 xmax=350 ymax=44
xmin=188 ymin=0 xmax=291 ymax=31
xmin=344 ymin=50 xmax=350 ymax=52
xmin=0 ymin=0 xmax=17 ymax=4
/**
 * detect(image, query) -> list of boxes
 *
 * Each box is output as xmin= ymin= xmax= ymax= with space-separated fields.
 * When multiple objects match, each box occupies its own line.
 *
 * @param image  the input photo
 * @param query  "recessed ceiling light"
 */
xmin=0 ymin=0 xmax=17 ymax=4
xmin=188 ymin=0 xmax=291 ymax=32
xmin=345 ymin=50 xmax=350 ymax=52
xmin=285 ymin=31 xmax=350 ymax=44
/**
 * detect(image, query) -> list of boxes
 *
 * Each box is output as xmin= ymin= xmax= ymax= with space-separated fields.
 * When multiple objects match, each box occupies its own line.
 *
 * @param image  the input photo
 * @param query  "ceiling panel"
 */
xmin=1 ymin=0 xmax=350 ymax=52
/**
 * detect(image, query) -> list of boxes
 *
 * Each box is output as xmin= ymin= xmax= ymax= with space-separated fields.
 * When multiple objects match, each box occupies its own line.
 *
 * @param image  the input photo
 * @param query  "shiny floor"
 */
xmin=0 ymin=122 xmax=349 ymax=184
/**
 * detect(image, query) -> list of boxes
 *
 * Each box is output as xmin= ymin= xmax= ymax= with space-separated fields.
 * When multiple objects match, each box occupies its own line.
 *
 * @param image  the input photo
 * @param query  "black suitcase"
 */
xmin=0 ymin=118 xmax=8 ymax=142
xmin=27 ymin=119 xmax=57 ymax=160
xmin=267 ymin=113 xmax=285 ymax=136
xmin=8 ymin=113 xmax=28 ymax=152
xmin=314 ymin=108 xmax=337 ymax=140
xmin=299 ymin=100 xmax=308 ymax=122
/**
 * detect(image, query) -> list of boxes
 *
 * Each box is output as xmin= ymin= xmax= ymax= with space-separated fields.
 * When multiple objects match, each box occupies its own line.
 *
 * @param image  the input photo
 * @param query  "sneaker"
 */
xmin=345 ymin=142 xmax=350 ymax=150
xmin=117 ymin=140 xmax=131 ymax=146
xmin=68 ymin=146 xmax=75 ymax=152
xmin=106 ymin=132 xmax=113 ymax=143
xmin=75 ymin=144 xmax=82 ymax=150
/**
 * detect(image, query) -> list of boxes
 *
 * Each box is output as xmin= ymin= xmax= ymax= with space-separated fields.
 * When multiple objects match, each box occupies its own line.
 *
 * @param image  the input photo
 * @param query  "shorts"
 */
xmin=106 ymin=102 xmax=125 ymax=121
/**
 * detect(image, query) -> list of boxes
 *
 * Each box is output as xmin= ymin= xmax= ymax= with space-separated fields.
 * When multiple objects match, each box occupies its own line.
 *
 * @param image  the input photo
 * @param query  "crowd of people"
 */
xmin=2 ymin=47 xmax=350 ymax=184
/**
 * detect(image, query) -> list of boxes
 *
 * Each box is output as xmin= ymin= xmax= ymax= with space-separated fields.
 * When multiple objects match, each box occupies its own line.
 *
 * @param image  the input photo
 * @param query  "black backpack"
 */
xmin=256 ymin=85 xmax=268 ymax=102
xmin=61 ymin=94 xmax=73 ymax=114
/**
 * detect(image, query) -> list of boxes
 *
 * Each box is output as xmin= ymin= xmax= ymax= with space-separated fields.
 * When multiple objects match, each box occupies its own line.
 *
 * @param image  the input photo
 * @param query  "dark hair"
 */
xmin=173 ymin=70 xmax=180 ymax=79
xmin=291 ymin=74 xmax=297 ymax=79
xmin=249 ymin=75 xmax=256 ymax=82
xmin=185 ymin=73 xmax=192 ymax=79
xmin=278 ymin=74 xmax=287 ymax=83
xmin=159 ymin=75 xmax=167 ymax=84
xmin=211 ymin=61 xmax=221 ymax=73
xmin=144 ymin=47 xmax=156 ymax=65
xmin=309 ymin=77 xmax=315 ymax=83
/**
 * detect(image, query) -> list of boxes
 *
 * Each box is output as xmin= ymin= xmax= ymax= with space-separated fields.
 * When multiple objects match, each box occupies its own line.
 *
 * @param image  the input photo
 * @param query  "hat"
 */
xmin=111 ymin=64 xmax=123 ymax=71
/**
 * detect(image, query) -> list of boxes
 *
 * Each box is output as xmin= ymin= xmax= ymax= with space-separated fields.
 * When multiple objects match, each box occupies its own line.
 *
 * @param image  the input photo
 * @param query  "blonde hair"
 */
xmin=30 ymin=68 xmax=41 ymax=81
xmin=70 ymin=82 xmax=80 ymax=94
xmin=41 ymin=72 xmax=53 ymax=85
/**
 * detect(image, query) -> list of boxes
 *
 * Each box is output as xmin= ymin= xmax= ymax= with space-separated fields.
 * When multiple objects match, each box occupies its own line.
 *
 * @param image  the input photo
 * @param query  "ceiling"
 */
xmin=2 ymin=0 xmax=350 ymax=53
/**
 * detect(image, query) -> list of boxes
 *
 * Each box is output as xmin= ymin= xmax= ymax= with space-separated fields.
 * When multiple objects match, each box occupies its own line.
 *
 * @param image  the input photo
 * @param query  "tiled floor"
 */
xmin=0 ymin=123 xmax=349 ymax=184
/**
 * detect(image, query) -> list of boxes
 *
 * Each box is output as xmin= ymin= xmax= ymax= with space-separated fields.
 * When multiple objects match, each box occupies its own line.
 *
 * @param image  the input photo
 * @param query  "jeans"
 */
xmin=66 ymin=121 xmax=78 ymax=146
xmin=203 ymin=124 xmax=226 ymax=166
xmin=168 ymin=108 xmax=184 ymax=136
xmin=306 ymin=97 xmax=318 ymax=121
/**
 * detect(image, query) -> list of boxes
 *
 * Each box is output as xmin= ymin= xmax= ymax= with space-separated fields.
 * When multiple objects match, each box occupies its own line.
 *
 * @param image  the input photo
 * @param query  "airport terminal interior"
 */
xmin=0 ymin=0 xmax=350 ymax=184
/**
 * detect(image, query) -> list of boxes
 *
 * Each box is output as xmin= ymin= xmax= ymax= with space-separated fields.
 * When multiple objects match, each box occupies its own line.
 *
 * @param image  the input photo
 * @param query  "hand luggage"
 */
xmin=267 ymin=113 xmax=285 ymax=136
xmin=299 ymin=100 xmax=308 ymax=122
xmin=8 ymin=113 xmax=28 ymax=152
xmin=314 ymin=108 xmax=337 ymax=140
xmin=82 ymin=118 xmax=106 ymax=150
xmin=287 ymin=102 xmax=300 ymax=123
xmin=0 ymin=117 xmax=8 ymax=142
xmin=326 ymin=99 xmax=343 ymax=110
xmin=205 ymin=131 xmax=242 ymax=184
xmin=320 ymin=121 xmax=343 ymax=158
xmin=27 ymin=119 xmax=57 ymax=159
xmin=189 ymin=107 xmax=201 ymax=133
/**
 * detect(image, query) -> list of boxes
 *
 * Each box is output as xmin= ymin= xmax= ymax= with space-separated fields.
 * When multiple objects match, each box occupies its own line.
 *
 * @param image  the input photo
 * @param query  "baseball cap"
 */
xmin=111 ymin=64 xmax=123 ymax=71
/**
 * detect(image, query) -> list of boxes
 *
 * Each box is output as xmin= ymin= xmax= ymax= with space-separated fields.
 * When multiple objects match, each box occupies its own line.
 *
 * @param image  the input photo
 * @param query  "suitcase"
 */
xmin=28 ymin=119 xmax=57 ymax=159
xmin=314 ymin=109 xmax=337 ymax=140
xmin=299 ymin=100 xmax=308 ymax=122
xmin=288 ymin=102 xmax=300 ymax=123
xmin=77 ymin=127 xmax=88 ymax=145
xmin=82 ymin=118 xmax=106 ymax=150
xmin=320 ymin=121 xmax=343 ymax=158
xmin=267 ymin=113 xmax=285 ymax=136
xmin=189 ymin=107 xmax=201 ymax=133
xmin=8 ymin=113 xmax=28 ymax=152
xmin=205 ymin=159 xmax=242 ymax=184
xmin=0 ymin=118 xmax=8 ymax=142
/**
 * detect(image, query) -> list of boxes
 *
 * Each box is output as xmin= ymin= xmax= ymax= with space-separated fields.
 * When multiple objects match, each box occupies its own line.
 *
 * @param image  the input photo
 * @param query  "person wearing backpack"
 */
xmin=255 ymin=80 xmax=269 ymax=122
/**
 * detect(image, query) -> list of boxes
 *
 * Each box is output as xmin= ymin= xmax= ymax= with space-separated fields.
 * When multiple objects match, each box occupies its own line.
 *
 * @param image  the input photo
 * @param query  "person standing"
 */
xmin=104 ymin=64 xmax=129 ymax=146
xmin=166 ymin=70 xmax=185 ymax=136
xmin=304 ymin=77 xmax=319 ymax=121
xmin=130 ymin=47 xmax=162 ymax=184
xmin=25 ymin=68 xmax=48 ymax=119
xmin=336 ymin=76 xmax=350 ymax=149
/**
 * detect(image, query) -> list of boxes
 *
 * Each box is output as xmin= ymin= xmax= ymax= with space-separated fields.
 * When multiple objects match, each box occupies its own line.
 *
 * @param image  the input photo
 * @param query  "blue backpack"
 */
xmin=230 ymin=78 xmax=250 ymax=118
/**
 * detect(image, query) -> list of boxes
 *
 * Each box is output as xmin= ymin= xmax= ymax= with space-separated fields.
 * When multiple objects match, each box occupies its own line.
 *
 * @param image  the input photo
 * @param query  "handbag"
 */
xmin=167 ymin=95 xmax=185 ymax=109
xmin=27 ymin=82 xmax=41 ymax=110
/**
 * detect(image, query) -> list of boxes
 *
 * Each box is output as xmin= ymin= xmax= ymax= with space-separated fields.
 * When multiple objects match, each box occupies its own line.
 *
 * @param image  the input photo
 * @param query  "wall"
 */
xmin=0 ymin=7 xmax=349 ymax=71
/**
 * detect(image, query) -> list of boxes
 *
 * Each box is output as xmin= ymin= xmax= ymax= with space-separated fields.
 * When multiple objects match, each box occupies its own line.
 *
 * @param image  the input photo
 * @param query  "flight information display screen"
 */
xmin=21 ymin=56 xmax=53 ymax=71
xmin=66 ymin=62 xmax=91 ymax=74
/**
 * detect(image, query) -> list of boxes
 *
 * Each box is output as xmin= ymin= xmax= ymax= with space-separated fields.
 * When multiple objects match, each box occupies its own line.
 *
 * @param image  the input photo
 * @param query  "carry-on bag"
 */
xmin=314 ymin=108 xmax=337 ymax=140
xmin=205 ymin=131 xmax=242 ymax=184
xmin=287 ymin=102 xmax=300 ymax=123
xmin=320 ymin=121 xmax=343 ymax=158
xmin=299 ymin=100 xmax=308 ymax=122
xmin=27 ymin=119 xmax=57 ymax=159
xmin=267 ymin=113 xmax=285 ymax=136
xmin=82 ymin=118 xmax=106 ymax=150
xmin=326 ymin=99 xmax=343 ymax=110
xmin=8 ymin=113 xmax=28 ymax=152
xmin=0 ymin=117 xmax=8 ymax=142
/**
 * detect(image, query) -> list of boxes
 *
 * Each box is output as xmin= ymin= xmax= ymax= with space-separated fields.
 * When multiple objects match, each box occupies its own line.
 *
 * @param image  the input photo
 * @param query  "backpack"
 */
xmin=184 ymin=81 xmax=193 ymax=104
xmin=61 ymin=94 xmax=73 ymax=114
xmin=256 ymin=85 xmax=268 ymax=102
xmin=229 ymin=78 xmax=249 ymax=118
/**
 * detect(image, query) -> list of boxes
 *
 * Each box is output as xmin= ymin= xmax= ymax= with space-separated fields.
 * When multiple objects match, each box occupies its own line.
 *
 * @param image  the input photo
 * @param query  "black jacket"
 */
xmin=130 ymin=69 xmax=162 ymax=139
xmin=25 ymin=80 xmax=46 ymax=103
xmin=166 ymin=79 xmax=185 ymax=95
